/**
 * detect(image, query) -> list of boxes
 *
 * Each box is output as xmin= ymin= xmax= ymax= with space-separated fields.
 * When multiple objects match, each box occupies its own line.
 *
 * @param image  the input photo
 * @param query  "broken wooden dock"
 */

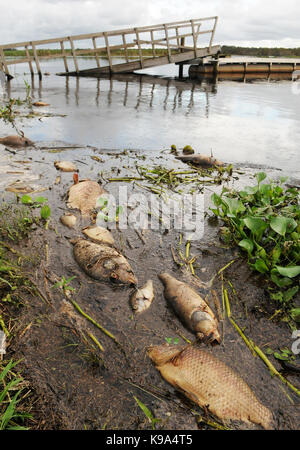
xmin=0 ymin=17 xmax=220 ymax=79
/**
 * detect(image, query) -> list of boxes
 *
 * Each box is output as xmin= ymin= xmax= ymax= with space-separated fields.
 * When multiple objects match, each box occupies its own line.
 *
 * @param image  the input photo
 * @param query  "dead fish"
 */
xmin=82 ymin=225 xmax=115 ymax=246
xmin=32 ymin=101 xmax=50 ymax=107
xmin=0 ymin=135 xmax=34 ymax=147
xmin=54 ymin=160 xmax=78 ymax=172
xmin=67 ymin=178 xmax=106 ymax=215
xmin=175 ymin=154 xmax=224 ymax=167
xmin=60 ymin=213 xmax=77 ymax=228
xmin=148 ymin=344 xmax=273 ymax=429
xmin=72 ymin=238 xmax=137 ymax=285
xmin=130 ymin=280 xmax=154 ymax=313
xmin=158 ymin=273 xmax=220 ymax=343
xmin=5 ymin=182 xmax=35 ymax=193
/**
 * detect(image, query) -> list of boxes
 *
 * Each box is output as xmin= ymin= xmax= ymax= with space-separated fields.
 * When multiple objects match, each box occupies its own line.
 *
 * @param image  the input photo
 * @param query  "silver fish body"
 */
xmin=158 ymin=273 xmax=220 ymax=343
xmin=130 ymin=280 xmax=154 ymax=313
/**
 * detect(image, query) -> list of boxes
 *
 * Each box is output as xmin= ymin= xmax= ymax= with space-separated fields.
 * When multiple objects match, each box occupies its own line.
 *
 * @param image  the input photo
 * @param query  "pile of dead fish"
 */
xmin=54 ymin=163 xmax=272 ymax=430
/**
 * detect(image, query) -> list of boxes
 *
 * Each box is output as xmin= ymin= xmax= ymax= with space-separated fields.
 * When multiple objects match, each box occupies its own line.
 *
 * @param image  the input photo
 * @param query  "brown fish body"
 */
xmin=0 ymin=135 xmax=34 ymax=147
xmin=175 ymin=154 xmax=224 ymax=167
xmin=32 ymin=101 xmax=50 ymax=107
xmin=67 ymin=180 xmax=106 ymax=215
xmin=159 ymin=273 xmax=220 ymax=343
xmin=148 ymin=345 xmax=273 ymax=429
xmin=82 ymin=225 xmax=115 ymax=246
xmin=72 ymin=238 xmax=137 ymax=285
xmin=54 ymin=161 xmax=78 ymax=172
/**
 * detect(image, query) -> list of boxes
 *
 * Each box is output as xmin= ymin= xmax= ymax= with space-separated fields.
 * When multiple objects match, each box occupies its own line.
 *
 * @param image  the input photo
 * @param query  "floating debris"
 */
xmin=148 ymin=344 xmax=273 ymax=429
xmin=72 ymin=238 xmax=137 ymax=285
xmin=158 ymin=273 xmax=220 ymax=343
xmin=82 ymin=225 xmax=115 ymax=246
xmin=32 ymin=101 xmax=50 ymax=107
xmin=60 ymin=213 xmax=77 ymax=228
xmin=54 ymin=160 xmax=78 ymax=172
xmin=67 ymin=178 xmax=106 ymax=215
xmin=130 ymin=280 xmax=154 ymax=313
xmin=182 ymin=145 xmax=195 ymax=155
xmin=0 ymin=135 xmax=34 ymax=147
xmin=175 ymin=154 xmax=224 ymax=167
xmin=5 ymin=182 xmax=35 ymax=193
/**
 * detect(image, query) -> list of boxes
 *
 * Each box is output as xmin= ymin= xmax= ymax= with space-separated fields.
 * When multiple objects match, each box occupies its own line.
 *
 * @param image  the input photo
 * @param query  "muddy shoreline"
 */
xmin=0 ymin=140 xmax=299 ymax=430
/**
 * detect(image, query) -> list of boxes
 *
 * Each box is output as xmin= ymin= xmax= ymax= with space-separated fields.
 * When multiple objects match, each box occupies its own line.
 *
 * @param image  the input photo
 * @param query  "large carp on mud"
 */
xmin=158 ymin=273 xmax=220 ymax=343
xmin=72 ymin=238 xmax=137 ymax=285
xmin=148 ymin=345 xmax=273 ymax=429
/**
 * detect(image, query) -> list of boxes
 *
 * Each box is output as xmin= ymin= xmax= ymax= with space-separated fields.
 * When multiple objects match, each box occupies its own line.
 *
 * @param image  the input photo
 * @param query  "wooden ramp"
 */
xmin=0 ymin=17 xmax=220 ymax=79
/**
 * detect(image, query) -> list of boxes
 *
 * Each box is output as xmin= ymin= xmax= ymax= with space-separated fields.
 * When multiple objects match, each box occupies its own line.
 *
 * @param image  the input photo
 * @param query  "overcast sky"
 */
xmin=1 ymin=0 xmax=299 ymax=48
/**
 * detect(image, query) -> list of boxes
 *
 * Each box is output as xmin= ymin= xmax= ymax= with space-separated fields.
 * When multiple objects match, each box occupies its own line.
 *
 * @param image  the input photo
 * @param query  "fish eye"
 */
xmin=110 ymin=272 xmax=118 ymax=281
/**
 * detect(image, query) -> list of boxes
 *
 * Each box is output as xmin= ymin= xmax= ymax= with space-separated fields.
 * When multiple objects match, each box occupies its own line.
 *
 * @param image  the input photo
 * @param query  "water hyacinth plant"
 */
xmin=210 ymin=172 xmax=300 ymax=313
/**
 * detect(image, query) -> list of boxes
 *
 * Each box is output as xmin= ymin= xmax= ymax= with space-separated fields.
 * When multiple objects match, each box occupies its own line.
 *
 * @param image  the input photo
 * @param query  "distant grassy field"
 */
xmin=4 ymin=48 xmax=169 ymax=57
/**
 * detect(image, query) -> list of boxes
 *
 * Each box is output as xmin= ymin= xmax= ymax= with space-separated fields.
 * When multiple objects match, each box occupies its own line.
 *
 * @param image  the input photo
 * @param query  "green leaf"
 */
xmin=211 ymin=193 xmax=222 ymax=206
xmin=243 ymin=217 xmax=268 ymax=238
xmin=20 ymin=194 xmax=32 ymax=205
xmin=270 ymin=216 xmax=297 ymax=236
xmin=275 ymin=265 xmax=300 ymax=278
xmin=273 ymin=352 xmax=289 ymax=361
xmin=34 ymin=196 xmax=47 ymax=204
xmin=238 ymin=238 xmax=254 ymax=254
xmin=222 ymin=197 xmax=245 ymax=216
xmin=255 ymin=172 xmax=267 ymax=184
xmin=283 ymin=286 xmax=299 ymax=302
xmin=290 ymin=308 xmax=300 ymax=322
xmin=40 ymin=205 xmax=51 ymax=220
xmin=254 ymin=258 xmax=269 ymax=273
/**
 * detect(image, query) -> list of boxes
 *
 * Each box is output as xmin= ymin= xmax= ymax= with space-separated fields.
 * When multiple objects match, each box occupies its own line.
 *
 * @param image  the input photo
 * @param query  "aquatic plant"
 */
xmin=211 ymin=172 xmax=300 ymax=321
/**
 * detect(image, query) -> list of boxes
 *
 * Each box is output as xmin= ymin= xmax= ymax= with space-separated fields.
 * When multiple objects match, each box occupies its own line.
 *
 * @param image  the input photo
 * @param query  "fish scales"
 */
xmin=148 ymin=345 xmax=273 ymax=429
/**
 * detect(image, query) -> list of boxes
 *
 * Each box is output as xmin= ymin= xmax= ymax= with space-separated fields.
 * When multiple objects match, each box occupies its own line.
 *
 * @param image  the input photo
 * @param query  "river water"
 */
xmin=1 ymin=56 xmax=300 ymax=176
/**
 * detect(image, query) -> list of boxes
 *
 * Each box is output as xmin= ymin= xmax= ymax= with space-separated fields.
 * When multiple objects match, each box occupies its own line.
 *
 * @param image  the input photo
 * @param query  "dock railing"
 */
xmin=0 ymin=17 xmax=218 ymax=78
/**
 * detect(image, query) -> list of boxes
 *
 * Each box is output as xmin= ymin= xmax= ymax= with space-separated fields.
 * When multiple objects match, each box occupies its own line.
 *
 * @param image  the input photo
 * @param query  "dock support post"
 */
xmin=69 ymin=37 xmax=79 ymax=74
xmin=60 ymin=41 xmax=69 ymax=73
xmin=178 ymin=64 xmax=183 ymax=78
xmin=0 ymin=47 xmax=12 ymax=80
xmin=31 ymin=43 xmax=42 ymax=79
xmin=92 ymin=37 xmax=100 ymax=68
xmin=25 ymin=45 xmax=34 ymax=76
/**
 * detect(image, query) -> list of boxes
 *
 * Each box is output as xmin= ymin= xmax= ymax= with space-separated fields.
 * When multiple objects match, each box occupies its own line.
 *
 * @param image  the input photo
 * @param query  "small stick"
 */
xmin=224 ymin=288 xmax=231 ymax=318
xmin=68 ymin=298 xmax=121 ymax=347
xmin=253 ymin=344 xmax=300 ymax=397
xmin=229 ymin=317 xmax=256 ymax=356
xmin=87 ymin=331 xmax=104 ymax=352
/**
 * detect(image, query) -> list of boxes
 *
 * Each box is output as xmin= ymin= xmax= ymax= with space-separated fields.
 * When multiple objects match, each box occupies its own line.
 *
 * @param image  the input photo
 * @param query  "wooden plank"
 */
xmin=190 ymin=19 xmax=197 ymax=58
xmin=104 ymin=32 xmax=112 ymax=69
xmin=31 ymin=43 xmax=42 ymax=78
xmin=92 ymin=37 xmax=100 ymax=68
xmin=0 ymin=47 xmax=10 ymax=76
xmin=69 ymin=36 xmax=79 ymax=73
xmin=0 ymin=17 xmax=217 ymax=49
xmin=164 ymin=24 xmax=172 ymax=63
xmin=209 ymin=16 xmax=218 ymax=51
xmin=122 ymin=34 xmax=129 ymax=62
xmin=25 ymin=45 xmax=34 ymax=75
xmin=134 ymin=28 xmax=143 ymax=69
xmin=150 ymin=30 xmax=156 ymax=57
xmin=60 ymin=41 xmax=69 ymax=72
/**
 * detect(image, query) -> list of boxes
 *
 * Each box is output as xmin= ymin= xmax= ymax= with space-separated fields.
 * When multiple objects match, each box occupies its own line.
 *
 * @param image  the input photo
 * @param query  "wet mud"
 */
xmin=1 ymin=141 xmax=299 ymax=430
